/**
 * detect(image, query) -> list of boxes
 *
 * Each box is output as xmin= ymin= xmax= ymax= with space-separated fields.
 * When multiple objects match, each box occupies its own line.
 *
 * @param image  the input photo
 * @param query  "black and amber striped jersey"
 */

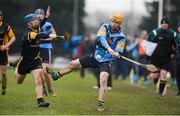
xmin=0 ymin=21 xmax=15 ymax=46
xmin=21 ymin=27 xmax=49 ymax=61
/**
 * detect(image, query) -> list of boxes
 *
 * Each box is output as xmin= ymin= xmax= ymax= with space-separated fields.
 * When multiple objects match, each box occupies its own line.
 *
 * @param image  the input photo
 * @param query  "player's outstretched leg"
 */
xmin=47 ymin=59 xmax=82 ymax=81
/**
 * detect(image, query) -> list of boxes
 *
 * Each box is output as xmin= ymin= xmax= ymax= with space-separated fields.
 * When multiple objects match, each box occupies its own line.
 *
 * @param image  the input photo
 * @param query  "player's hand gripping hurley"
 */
xmin=56 ymin=32 xmax=71 ymax=40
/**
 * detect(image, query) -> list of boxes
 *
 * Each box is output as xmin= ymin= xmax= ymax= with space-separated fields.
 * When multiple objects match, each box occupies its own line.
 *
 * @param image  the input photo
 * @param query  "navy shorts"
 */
xmin=150 ymin=57 xmax=171 ymax=71
xmin=16 ymin=57 xmax=43 ymax=75
xmin=40 ymin=48 xmax=51 ymax=63
xmin=0 ymin=50 xmax=8 ymax=65
xmin=79 ymin=54 xmax=112 ymax=74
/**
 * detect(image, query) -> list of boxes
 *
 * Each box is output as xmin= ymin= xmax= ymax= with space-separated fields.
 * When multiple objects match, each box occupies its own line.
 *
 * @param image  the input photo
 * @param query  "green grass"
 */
xmin=0 ymin=69 xmax=180 ymax=115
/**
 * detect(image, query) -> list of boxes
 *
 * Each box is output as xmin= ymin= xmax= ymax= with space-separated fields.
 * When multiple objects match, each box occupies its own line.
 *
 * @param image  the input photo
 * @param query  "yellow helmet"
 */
xmin=111 ymin=13 xmax=124 ymax=25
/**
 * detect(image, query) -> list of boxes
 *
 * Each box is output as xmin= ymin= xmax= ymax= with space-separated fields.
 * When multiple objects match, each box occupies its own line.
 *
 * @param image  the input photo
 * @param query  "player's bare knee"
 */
xmin=100 ymin=77 xmax=107 ymax=83
xmin=68 ymin=59 xmax=81 ymax=69
xmin=100 ymin=73 xmax=108 ymax=86
xmin=100 ymin=72 xmax=109 ymax=79
xmin=69 ymin=61 xmax=77 ymax=69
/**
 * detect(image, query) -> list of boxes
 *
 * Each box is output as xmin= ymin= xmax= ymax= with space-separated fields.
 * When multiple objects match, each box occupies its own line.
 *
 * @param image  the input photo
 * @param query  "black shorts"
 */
xmin=16 ymin=57 xmax=43 ymax=75
xmin=40 ymin=48 xmax=51 ymax=63
xmin=0 ymin=50 xmax=8 ymax=65
xmin=150 ymin=57 xmax=171 ymax=71
xmin=79 ymin=54 xmax=112 ymax=74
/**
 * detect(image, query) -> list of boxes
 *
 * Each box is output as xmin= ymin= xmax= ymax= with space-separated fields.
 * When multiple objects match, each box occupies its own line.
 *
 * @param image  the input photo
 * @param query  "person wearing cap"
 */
xmin=0 ymin=11 xmax=16 ymax=95
xmin=46 ymin=13 xmax=126 ymax=111
xmin=14 ymin=13 xmax=56 ymax=107
xmin=175 ymin=21 xmax=180 ymax=97
xmin=34 ymin=8 xmax=57 ymax=97
xmin=147 ymin=16 xmax=180 ymax=98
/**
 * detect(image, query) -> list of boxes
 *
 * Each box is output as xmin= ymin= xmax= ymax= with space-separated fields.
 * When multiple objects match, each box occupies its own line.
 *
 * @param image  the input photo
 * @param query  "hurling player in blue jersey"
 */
xmin=47 ymin=13 xmax=126 ymax=111
xmin=35 ymin=8 xmax=57 ymax=97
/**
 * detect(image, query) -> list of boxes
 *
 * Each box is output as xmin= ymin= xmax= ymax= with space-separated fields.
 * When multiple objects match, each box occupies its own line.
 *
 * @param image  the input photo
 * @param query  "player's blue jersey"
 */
xmin=39 ymin=21 xmax=56 ymax=49
xmin=94 ymin=23 xmax=126 ymax=62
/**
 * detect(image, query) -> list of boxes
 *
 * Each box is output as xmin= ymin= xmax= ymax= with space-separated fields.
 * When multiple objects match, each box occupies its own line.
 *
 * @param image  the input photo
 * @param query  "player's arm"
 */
xmin=97 ymin=25 xmax=111 ymax=50
xmin=45 ymin=6 xmax=51 ymax=19
xmin=147 ymin=29 xmax=157 ymax=42
xmin=6 ymin=26 xmax=16 ymax=47
xmin=1 ymin=26 xmax=16 ymax=51
xmin=99 ymin=36 xmax=120 ymax=58
xmin=175 ymin=32 xmax=180 ymax=47
xmin=174 ymin=32 xmax=180 ymax=59
xmin=47 ymin=26 xmax=57 ymax=41
xmin=97 ymin=25 xmax=120 ymax=58
xmin=40 ymin=29 xmax=57 ymax=42
xmin=40 ymin=6 xmax=51 ymax=28
xmin=29 ymin=32 xmax=56 ymax=40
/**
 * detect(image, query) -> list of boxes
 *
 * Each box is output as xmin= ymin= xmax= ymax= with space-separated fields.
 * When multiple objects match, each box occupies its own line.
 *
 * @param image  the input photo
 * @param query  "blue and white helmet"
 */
xmin=24 ymin=14 xmax=38 ymax=24
xmin=34 ymin=8 xmax=45 ymax=15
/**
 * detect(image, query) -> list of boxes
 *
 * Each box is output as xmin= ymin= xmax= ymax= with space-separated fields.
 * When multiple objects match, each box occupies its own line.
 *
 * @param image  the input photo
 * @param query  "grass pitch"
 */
xmin=0 ymin=69 xmax=180 ymax=115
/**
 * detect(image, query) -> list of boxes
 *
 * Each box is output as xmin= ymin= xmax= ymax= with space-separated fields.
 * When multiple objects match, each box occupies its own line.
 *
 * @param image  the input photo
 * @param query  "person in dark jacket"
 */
xmin=175 ymin=21 xmax=180 ymax=96
xmin=147 ymin=16 xmax=180 ymax=98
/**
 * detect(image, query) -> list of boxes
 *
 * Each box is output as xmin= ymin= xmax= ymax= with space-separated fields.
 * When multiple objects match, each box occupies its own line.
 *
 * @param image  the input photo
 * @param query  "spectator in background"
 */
xmin=70 ymin=35 xmax=84 ymax=77
xmin=175 ymin=21 xmax=180 ymax=96
xmin=113 ymin=51 xmax=127 ymax=80
xmin=70 ymin=35 xmax=84 ymax=59
xmin=126 ymin=35 xmax=139 ymax=84
xmin=147 ymin=16 xmax=180 ymax=98
xmin=0 ymin=11 xmax=16 ymax=95
xmin=138 ymin=30 xmax=150 ymax=85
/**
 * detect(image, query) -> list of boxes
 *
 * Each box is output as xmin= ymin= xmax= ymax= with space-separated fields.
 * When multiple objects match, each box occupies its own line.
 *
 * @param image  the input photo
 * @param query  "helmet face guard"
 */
xmin=24 ymin=14 xmax=38 ymax=24
xmin=34 ymin=8 xmax=45 ymax=15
